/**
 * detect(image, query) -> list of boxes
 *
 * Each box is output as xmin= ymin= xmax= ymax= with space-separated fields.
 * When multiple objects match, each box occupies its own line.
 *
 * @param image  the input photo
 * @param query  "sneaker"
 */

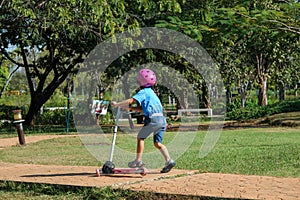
xmin=161 ymin=160 xmax=176 ymax=173
xmin=128 ymin=160 xmax=145 ymax=168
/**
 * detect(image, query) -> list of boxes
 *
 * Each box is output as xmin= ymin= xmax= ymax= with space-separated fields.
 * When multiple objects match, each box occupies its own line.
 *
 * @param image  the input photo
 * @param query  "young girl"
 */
xmin=111 ymin=68 xmax=176 ymax=173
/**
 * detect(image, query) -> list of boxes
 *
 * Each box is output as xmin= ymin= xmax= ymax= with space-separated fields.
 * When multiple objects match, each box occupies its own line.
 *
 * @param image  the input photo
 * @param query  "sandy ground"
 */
xmin=0 ymin=135 xmax=76 ymax=150
xmin=1 ymin=135 xmax=300 ymax=199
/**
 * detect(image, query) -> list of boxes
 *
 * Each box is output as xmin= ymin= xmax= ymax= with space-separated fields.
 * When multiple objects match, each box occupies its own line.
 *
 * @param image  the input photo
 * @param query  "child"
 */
xmin=111 ymin=68 xmax=176 ymax=173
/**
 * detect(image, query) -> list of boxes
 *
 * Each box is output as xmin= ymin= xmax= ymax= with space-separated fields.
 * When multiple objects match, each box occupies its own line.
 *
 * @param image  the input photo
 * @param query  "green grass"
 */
xmin=178 ymin=128 xmax=300 ymax=177
xmin=0 ymin=190 xmax=84 ymax=200
xmin=0 ymin=135 xmax=98 ymax=166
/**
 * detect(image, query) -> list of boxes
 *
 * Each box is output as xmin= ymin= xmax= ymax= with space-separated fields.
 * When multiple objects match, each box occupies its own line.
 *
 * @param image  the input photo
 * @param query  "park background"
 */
xmin=0 ymin=0 xmax=299 ymax=199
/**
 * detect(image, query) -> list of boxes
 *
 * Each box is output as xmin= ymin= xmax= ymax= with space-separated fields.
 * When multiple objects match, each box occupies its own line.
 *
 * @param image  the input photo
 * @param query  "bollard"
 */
xmin=13 ymin=110 xmax=26 ymax=145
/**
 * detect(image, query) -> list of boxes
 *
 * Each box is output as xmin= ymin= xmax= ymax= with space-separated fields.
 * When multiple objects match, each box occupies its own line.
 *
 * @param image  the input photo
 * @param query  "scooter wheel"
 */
xmin=140 ymin=167 xmax=147 ymax=176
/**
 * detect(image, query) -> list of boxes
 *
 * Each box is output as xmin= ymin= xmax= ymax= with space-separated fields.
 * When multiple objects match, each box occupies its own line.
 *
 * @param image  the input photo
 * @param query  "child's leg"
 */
xmin=128 ymin=137 xmax=145 ymax=168
xmin=128 ymin=117 xmax=153 ymax=168
xmin=152 ymin=117 xmax=170 ymax=161
xmin=154 ymin=142 xmax=171 ymax=162
xmin=154 ymin=141 xmax=176 ymax=173
xmin=153 ymin=120 xmax=176 ymax=173
xmin=136 ymin=138 xmax=144 ymax=161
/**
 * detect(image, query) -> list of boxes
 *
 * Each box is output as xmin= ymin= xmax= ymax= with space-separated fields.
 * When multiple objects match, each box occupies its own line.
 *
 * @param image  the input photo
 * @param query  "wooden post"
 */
xmin=16 ymin=123 xmax=26 ymax=145
xmin=13 ymin=110 xmax=26 ymax=146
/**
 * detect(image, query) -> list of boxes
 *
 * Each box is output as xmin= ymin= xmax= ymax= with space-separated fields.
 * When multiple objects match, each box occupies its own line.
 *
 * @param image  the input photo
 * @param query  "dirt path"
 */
xmin=0 ymin=135 xmax=76 ymax=149
xmin=1 ymin=135 xmax=300 ymax=199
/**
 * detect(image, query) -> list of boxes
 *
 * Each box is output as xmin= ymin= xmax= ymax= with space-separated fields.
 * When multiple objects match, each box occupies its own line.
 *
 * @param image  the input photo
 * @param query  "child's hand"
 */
xmin=120 ymin=105 xmax=128 ymax=110
xmin=111 ymin=101 xmax=117 ymax=108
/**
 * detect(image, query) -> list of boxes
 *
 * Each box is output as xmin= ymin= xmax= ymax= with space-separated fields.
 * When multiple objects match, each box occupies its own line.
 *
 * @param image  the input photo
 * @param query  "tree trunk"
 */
xmin=25 ymin=95 xmax=46 ymax=125
xmin=278 ymin=81 xmax=285 ymax=101
xmin=24 ymin=73 xmax=72 ymax=125
xmin=240 ymin=89 xmax=247 ymax=108
xmin=274 ymin=87 xmax=278 ymax=99
xmin=255 ymin=53 xmax=269 ymax=106
xmin=201 ymin=83 xmax=211 ymax=108
xmin=176 ymin=96 xmax=182 ymax=110
xmin=239 ymin=81 xmax=248 ymax=108
xmin=225 ymin=86 xmax=232 ymax=104
xmin=122 ymin=73 xmax=130 ymax=99
xmin=183 ymin=89 xmax=189 ymax=109
xmin=258 ymin=76 xmax=268 ymax=106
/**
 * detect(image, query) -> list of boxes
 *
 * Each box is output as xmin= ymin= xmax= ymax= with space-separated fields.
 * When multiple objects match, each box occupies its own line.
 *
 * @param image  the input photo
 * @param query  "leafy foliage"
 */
xmin=0 ymin=66 xmax=9 ymax=89
xmin=1 ymin=0 xmax=299 ymax=124
xmin=0 ymin=0 xmax=141 ymax=124
xmin=226 ymin=99 xmax=300 ymax=120
xmin=206 ymin=0 xmax=300 ymax=106
xmin=0 ymin=104 xmax=23 ymax=120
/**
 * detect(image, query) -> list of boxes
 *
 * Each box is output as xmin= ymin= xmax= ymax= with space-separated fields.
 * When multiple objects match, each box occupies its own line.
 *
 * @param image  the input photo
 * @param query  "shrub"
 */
xmin=35 ymin=109 xmax=70 ymax=125
xmin=226 ymin=99 xmax=300 ymax=121
xmin=0 ymin=104 xmax=26 ymax=120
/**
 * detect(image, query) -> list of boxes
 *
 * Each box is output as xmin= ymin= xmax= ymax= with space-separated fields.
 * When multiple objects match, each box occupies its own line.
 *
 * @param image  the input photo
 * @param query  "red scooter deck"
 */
xmin=96 ymin=167 xmax=147 ymax=176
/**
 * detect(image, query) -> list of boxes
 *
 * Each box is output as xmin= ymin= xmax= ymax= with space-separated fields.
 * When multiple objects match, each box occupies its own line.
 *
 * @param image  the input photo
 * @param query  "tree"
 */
xmin=1 ymin=0 xmax=205 ymax=124
xmin=82 ymin=0 xmax=216 ymax=110
xmin=270 ymin=32 xmax=299 ymax=101
xmin=207 ymin=0 xmax=300 ymax=106
xmin=148 ymin=1 xmax=218 ymax=109
xmin=0 ymin=0 xmax=138 ymax=124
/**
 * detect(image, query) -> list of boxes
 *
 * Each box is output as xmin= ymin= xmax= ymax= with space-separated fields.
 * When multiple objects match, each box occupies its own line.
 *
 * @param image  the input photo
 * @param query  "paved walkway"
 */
xmin=1 ymin=162 xmax=299 ymax=199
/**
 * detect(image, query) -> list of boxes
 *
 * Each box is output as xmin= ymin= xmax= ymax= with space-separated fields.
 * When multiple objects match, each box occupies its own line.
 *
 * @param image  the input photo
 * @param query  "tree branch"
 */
xmin=0 ymin=0 xmax=5 ymax=8
xmin=0 ymin=66 xmax=20 ymax=98
xmin=19 ymin=43 xmax=36 ymax=95
xmin=0 ymin=46 xmax=25 ymax=67
xmin=267 ymin=19 xmax=300 ymax=35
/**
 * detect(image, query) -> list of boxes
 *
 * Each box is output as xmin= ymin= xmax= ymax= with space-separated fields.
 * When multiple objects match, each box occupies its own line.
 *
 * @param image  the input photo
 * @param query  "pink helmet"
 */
xmin=137 ymin=68 xmax=156 ymax=87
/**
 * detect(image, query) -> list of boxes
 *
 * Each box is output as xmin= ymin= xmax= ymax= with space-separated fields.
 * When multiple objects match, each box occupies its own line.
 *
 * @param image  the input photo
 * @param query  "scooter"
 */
xmin=96 ymin=106 xmax=146 ymax=176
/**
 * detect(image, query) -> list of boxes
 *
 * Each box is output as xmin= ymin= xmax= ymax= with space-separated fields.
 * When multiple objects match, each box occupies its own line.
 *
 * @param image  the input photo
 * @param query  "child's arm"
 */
xmin=111 ymin=98 xmax=135 ymax=108
xmin=129 ymin=106 xmax=143 ymax=112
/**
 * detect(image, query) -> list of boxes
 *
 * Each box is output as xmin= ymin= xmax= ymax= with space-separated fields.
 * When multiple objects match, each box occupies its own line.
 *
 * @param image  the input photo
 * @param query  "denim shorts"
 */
xmin=137 ymin=115 xmax=166 ymax=143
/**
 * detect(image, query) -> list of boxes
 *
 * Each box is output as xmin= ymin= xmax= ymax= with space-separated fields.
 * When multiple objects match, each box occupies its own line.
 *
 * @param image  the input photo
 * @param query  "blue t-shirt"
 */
xmin=132 ymin=88 xmax=163 ymax=118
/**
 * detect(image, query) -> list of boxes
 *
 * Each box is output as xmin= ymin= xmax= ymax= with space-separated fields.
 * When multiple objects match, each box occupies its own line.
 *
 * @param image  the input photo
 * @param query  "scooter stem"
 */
xmin=109 ymin=106 xmax=121 ymax=162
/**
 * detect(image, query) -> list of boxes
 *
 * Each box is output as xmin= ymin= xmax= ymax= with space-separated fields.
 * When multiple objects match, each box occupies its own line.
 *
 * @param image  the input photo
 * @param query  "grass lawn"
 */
xmin=180 ymin=127 xmax=300 ymax=177
xmin=0 ymin=190 xmax=84 ymax=200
